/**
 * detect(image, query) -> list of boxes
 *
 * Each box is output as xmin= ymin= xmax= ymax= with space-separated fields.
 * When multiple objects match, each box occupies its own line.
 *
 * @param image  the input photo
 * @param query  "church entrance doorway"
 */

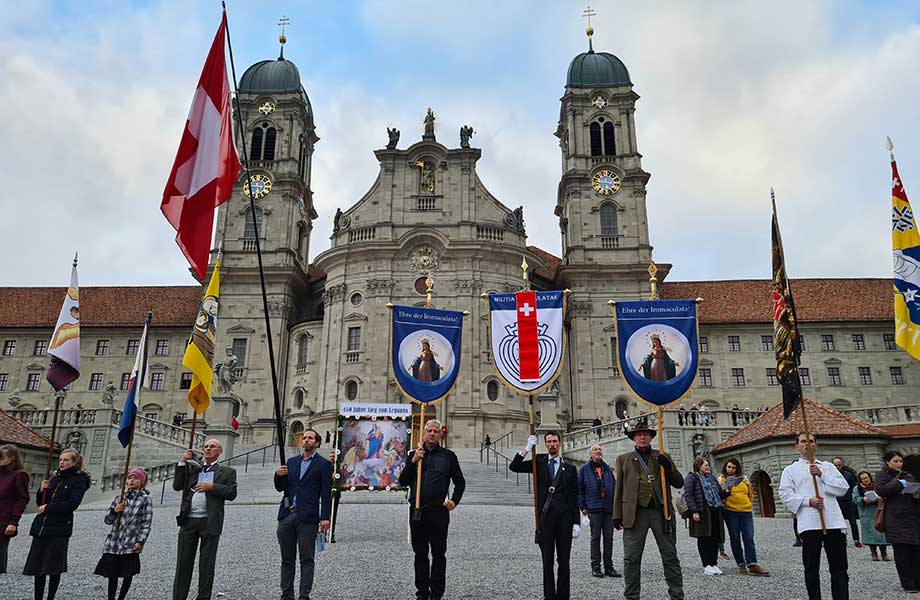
xmin=750 ymin=470 xmax=776 ymax=517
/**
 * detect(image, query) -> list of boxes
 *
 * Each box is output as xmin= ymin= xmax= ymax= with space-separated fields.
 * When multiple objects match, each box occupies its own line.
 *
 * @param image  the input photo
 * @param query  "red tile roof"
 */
xmin=713 ymin=399 xmax=889 ymax=453
xmin=878 ymin=423 xmax=920 ymax=439
xmin=660 ymin=279 xmax=893 ymax=324
xmin=0 ymin=287 xmax=202 ymax=328
xmin=528 ymin=246 xmax=562 ymax=282
xmin=0 ymin=410 xmax=54 ymax=450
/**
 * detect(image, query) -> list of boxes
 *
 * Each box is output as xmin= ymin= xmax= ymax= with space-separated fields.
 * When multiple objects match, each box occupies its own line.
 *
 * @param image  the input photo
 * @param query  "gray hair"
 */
xmin=424 ymin=419 xmax=443 ymax=431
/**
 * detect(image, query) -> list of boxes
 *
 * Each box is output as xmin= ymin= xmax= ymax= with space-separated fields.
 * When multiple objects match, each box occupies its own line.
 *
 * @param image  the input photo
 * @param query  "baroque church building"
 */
xmin=0 ymin=36 xmax=914 ymax=449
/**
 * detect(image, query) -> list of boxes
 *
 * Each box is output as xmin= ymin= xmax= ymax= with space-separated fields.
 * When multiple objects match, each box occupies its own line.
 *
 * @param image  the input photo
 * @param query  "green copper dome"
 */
xmin=240 ymin=57 xmax=302 ymax=93
xmin=566 ymin=46 xmax=632 ymax=88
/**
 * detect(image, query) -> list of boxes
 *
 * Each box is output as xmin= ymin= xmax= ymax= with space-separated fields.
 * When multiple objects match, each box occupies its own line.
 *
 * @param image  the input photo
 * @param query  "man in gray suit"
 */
xmin=172 ymin=439 xmax=238 ymax=600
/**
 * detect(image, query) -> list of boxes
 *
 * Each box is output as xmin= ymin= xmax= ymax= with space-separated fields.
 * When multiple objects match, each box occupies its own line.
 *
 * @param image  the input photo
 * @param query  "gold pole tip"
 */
xmin=586 ymin=25 xmax=594 ymax=37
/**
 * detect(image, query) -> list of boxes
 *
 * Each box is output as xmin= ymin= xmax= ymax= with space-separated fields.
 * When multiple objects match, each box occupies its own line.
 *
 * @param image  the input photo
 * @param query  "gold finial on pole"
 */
xmin=278 ymin=16 xmax=290 ymax=54
xmin=425 ymin=273 xmax=434 ymax=308
xmin=521 ymin=256 xmax=530 ymax=291
xmin=583 ymin=5 xmax=596 ymax=38
xmin=648 ymin=261 xmax=659 ymax=300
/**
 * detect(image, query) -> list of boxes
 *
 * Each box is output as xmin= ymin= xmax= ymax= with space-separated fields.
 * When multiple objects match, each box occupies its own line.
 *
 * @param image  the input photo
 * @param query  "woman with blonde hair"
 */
xmin=0 ymin=444 xmax=30 ymax=573
xmin=23 ymin=449 xmax=91 ymax=600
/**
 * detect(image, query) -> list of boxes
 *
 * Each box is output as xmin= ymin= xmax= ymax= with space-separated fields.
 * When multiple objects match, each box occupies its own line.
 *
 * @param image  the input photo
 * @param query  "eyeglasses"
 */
xmin=203 ymin=445 xmax=221 ymax=449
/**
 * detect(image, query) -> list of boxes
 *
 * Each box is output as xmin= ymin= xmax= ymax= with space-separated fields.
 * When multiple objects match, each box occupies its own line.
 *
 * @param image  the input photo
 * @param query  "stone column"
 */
xmin=535 ymin=387 xmax=562 ymax=434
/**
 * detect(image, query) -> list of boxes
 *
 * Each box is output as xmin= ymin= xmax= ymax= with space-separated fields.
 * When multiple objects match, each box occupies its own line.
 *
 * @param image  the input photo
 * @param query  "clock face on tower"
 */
xmin=242 ymin=174 xmax=273 ymax=199
xmin=592 ymin=170 xmax=621 ymax=196
xmin=592 ymin=95 xmax=608 ymax=110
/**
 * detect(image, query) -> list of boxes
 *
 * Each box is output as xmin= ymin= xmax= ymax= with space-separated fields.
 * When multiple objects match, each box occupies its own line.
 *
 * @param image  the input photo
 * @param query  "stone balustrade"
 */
xmin=843 ymin=404 xmax=918 ymax=426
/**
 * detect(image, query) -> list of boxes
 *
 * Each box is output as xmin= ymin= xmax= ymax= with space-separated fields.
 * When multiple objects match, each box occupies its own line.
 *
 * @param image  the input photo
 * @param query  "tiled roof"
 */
xmin=660 ymin=279 xmax=893 ymax=324
xmin=713 ymin=399 xmax=890 ymax=453
xmin=0 ymin=287 xmax=202 ymax=328
xmin=528 ymin=246 xmax=562 ymax=282
xmin=878 ymin=423 xmax=920 ymax=439
xmin=0 ymin=410 xmax=53 ymax=450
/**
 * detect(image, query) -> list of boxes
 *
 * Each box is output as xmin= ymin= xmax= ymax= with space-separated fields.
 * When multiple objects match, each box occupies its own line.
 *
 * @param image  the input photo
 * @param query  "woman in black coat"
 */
xmin=875 ymin=449 xmax=920 ymax=593
xmin=684 ymin=457 xmax=730 ymax=575
xmin=23 ymin=448 xmax=91 ymax=600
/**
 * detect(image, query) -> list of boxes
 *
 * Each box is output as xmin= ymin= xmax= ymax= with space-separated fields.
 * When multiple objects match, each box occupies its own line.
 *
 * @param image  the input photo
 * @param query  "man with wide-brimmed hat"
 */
xmin=613 ymin=419 xmax=685 ymax=600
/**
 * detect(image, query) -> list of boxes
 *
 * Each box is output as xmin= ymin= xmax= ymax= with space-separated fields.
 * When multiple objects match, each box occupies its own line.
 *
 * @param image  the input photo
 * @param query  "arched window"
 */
xmin=297 ymin=335 xmax=309 ymax=366
xmin=603 ymin=122 xmax=615 ymax=156
xmin=615 ymin=398 xmax=629 ymax=419
xmin=345 ymin=380 xmax=358 ymax=401
xmin=487 ymin=380 xmax=499 ymax=401
xmin=244 ymin=206 xmax=263 ymax=240
xmin=600 ymin=204 xmax=618 ymax=237
xmin=250 ymin=127 xmax=264 ymax=160
xmin=294 ymin=389 xmax=304 ymax=409
xmin=263 ymin=128 xmax=277 ymax=160
xmin=589 ymin=122 xmax=602 ymax=156
xmin=296 ymin=222 xmax=305 ymax=256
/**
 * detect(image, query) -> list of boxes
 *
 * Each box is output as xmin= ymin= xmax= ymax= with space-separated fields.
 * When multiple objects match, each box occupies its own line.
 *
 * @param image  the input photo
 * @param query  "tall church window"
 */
xmin=297 ymin=335 xmax=309 ymax=366
xmin=603 ymin=122 xmax=615 ymax=155
xmin=250 ymin=127 xmax=264 ymax=160
xmin=263 ymin=127 xmax=277 ymax=160
xmin=297 ymin=144 xmax=305 ymax=179
xmin=589 ymin=122 xmax=602 ymax=156
xmin=296 ymin=222 xmax=305 ymax=256
xmin=600 ymin=204 xmax=618 ymax=237
xmin=244 ymin=206 xmax=263 ymax=239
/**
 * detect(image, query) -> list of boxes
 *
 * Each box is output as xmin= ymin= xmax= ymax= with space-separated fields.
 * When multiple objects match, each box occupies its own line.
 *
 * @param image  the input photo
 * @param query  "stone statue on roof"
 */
xmin=460 ymin=125 xmax=474 ymax=148
xmin=423 ymin=108 xmax=436 ymax=141
xmin=386 ymin=127 xmax=400 ymax=149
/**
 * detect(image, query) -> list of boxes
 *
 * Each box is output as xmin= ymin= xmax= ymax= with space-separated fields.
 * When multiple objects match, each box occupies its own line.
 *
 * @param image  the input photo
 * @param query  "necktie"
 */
xmin=549 ymin=458 xmax=558 ymax=479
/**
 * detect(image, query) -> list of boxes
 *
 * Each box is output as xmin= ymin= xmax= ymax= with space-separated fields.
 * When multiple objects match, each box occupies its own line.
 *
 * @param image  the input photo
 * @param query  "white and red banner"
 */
xmin=47 ymin=261 xmax=80 ymax=391
xmin=487 ymin=290 xmax=566 ymax=394
xmin=161 ymin=11 xmax=241 ymax=280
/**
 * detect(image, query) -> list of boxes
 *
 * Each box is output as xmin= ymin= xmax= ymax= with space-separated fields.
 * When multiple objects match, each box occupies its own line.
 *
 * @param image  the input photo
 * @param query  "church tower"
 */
xmin=211 ymin=36 xmax=320 ymax=441
xmin=554 ymin=25 xmax=670 ymax=426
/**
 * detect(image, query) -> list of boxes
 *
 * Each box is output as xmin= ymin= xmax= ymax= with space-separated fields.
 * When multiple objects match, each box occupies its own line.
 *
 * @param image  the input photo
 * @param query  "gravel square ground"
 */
xmin=0 ymin=502 xmax=908 ymax=599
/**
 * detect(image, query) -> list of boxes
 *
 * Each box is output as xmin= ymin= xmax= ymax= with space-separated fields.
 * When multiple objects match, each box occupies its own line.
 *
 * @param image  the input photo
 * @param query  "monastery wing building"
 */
xmin=0 ymin=38 xmax=914 ymax=449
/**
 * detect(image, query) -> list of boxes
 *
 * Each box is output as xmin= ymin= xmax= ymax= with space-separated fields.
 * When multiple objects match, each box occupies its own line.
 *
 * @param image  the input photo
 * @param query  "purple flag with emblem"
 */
xmin=47 ymin=259 xmax=80 ymax=391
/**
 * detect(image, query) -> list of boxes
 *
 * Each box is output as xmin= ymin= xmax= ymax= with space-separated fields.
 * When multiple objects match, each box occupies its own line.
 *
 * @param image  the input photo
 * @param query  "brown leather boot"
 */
xmin=738 ymin=566 xmax=748 ymax=575
xmin=747 ymin=565 xmax=770 ymax=576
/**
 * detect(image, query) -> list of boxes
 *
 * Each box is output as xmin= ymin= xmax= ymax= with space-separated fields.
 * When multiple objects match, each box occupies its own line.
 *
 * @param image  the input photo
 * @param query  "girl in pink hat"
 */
xmin=94 ymin=468 xmax=153 ymax=600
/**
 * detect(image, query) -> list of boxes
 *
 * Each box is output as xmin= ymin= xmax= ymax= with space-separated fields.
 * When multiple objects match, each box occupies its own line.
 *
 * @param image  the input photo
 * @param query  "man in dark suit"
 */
xmin=398 ymin=419 xmax=465 ymax=600
xmin=172 ymin=438 xmax=238 ymax=600
xmin=275 ymin=428 xmax=332 ymax=600
xmin=510 ymin=431 xmax=580 ymax=600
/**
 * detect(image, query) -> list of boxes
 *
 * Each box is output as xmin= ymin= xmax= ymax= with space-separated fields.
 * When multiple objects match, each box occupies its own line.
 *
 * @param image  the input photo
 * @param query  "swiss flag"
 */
xmin=161 ymin=11 xmax=241 ymax=280
xmin=516 ymin=291 xmax=540 ymax=381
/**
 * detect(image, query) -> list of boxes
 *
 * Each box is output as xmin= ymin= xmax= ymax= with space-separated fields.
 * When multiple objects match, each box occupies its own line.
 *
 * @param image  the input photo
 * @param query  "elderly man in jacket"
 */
xmin=612 ymin=420 xmax=685 ymax=600
xmin=172 ymin=439 xmax=238 ymax=600
xmin=578 ymin=444 xmax=619 ymax=579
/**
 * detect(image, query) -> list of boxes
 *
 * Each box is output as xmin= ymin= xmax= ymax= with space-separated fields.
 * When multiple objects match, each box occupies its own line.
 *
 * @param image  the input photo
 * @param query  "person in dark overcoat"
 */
xmin=23 ymin=448 xmax=91 ymax=600
xmin=875 ymin=449 xmax=920 ymax=592
xmin=0 ymin=444 xmax=30 ymax=574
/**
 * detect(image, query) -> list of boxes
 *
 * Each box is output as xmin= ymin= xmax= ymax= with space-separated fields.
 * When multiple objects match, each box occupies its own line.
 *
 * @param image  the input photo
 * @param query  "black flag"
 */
xmin=771 ymin=197 xmax=803 ymax=418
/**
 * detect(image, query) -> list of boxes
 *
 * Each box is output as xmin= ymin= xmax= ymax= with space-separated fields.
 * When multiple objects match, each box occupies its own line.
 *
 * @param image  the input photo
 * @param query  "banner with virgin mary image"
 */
xmin=391 ymin=305 xmax=463 ymax=403
xmin=613 ymin=299 xmax=699 ymax=406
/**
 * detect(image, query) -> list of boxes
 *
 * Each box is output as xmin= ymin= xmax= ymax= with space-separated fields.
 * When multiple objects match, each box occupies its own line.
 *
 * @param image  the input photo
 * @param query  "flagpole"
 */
xmin=772 ymin=189 xmax=825 ymax=533
xmin=116 ymin=311 xmax=152 ymax=528
xmin=42 ymin=390 xmax=65 ymax=504
xmin=647 ymin=262 xmax=671 ymax=522
xmin=223 ymin=2 xmax=287 ymax=474
xmin=520 ymin=257 xmax=541 ymax=533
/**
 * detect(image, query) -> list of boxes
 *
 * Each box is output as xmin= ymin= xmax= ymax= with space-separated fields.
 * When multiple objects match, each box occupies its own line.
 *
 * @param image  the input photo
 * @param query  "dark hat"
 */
xmin=626 ymin=419 xmax=657 ymax=440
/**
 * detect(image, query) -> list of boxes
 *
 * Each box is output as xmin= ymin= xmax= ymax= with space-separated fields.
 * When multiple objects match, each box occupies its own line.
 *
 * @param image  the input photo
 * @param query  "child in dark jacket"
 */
xmin=23 ymin=449 xmax=91 ymax=600
xmin=94 ymin=468 xmax=153 ymax=600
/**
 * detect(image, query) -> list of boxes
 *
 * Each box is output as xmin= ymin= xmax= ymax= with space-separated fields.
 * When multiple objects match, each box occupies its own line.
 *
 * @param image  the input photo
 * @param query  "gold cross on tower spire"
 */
xmin=582 ymin=6 xmax=596 ymax=38
xmin=278 ymin=16 xmax=290 ymax=56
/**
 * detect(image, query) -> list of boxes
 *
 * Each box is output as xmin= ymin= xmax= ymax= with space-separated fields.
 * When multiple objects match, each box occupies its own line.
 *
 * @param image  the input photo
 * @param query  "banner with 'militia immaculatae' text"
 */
xmin=391 ymin=305 xmax=463 ymax=404
xmin=614 ymin=299 xmax=699 ymax=406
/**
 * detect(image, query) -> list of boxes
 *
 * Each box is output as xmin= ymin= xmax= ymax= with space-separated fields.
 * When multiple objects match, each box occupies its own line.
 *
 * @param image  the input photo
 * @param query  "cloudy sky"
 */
xmin=3 ymin=0 xmax=920 ymax=287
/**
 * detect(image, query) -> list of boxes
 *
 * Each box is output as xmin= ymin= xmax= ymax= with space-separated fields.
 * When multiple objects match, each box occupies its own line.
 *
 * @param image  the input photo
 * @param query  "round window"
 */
xmin=487 ymin=380 xmax=499 ymax=401
xmin=345 ymin=380 xmax=358 ymax=401
xmin=350 ymin=292 xmax=364 ymax=307
xmin=414 ymin=276 xmax=429 ymax=295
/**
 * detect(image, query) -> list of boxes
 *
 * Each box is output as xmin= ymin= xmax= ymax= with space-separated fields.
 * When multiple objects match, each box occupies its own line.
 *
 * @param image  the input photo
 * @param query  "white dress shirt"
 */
xmin=779 ymin=458 xmax=849 ymax=533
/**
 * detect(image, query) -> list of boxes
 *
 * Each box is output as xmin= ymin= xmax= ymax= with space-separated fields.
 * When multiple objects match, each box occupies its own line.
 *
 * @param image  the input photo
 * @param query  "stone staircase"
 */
xmin=451 ymin=447 xmax=534 ymax=507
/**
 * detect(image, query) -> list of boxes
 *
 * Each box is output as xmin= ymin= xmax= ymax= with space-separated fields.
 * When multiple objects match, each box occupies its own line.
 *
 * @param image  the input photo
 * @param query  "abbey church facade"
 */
xmin=0 ymin=38 xmax=912 ymax=449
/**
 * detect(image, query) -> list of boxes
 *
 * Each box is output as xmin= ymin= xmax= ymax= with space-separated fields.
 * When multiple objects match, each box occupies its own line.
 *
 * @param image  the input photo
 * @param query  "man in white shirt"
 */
xmin=779 ymin=432 xmax=851 ymax=600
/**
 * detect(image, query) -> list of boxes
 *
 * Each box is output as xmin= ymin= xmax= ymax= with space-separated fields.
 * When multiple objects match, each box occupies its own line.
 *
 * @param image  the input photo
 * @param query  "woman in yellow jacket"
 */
xmin=719 ymin=458 xmax=770 ymax=576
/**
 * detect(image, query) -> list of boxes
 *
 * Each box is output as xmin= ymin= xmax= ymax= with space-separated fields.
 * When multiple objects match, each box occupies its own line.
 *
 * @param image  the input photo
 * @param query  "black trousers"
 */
xmin=800 ymin=529 xmax=849 ymax=600
xmin=892 ymin=543 xmax=920 ymax=591
xmin=538 ymin=509 xmax=574 ymax=600
xmin=173 ymin=518 xmax=221 ymax=600
xmin=409 ymin=506 xmax=450 ymax=599
xmin=0 ymin=534 xmax=8 ymax=574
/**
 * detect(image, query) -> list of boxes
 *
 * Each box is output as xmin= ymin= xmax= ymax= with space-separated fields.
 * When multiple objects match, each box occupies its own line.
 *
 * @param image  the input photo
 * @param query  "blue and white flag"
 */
xmin=614 ymin=299 xmax=699 ymax=406
xmin=118 ymin=315 xmax=151 ymax=447
xmin=487 ymin=290 xmax=566 ymax=395
xmin=391 ymin=305 xmax=463 ymax=404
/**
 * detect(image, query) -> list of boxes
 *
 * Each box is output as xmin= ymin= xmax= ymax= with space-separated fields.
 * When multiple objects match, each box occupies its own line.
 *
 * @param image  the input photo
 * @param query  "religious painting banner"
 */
xmin=333 ymin=416 xmax=409 ymax=492
xmin=487 ymin=290 xmax=566 ymax=395
xmin=613 ymin=299 xmax=699 ymax=406
xmin=390 ymin=305 xmax=464 ymax=404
